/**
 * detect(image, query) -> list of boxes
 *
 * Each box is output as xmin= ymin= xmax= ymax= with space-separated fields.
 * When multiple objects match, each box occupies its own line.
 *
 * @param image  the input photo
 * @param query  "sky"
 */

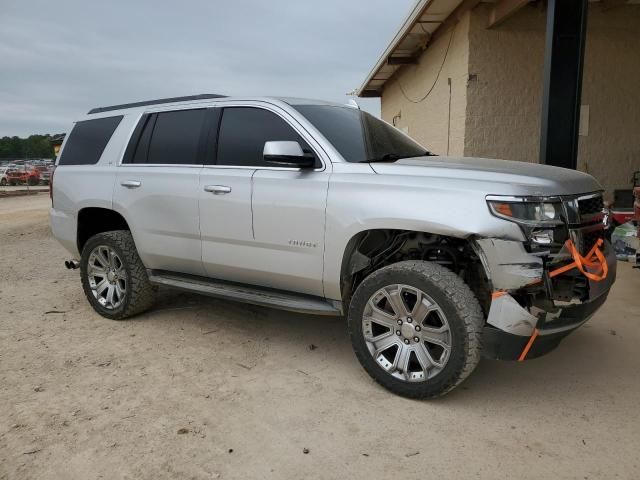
xmin=0 ymin=0 xmax=416 ymax=137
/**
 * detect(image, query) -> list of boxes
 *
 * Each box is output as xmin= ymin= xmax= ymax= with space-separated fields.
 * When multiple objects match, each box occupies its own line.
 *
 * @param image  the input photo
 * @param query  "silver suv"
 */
xmin=50 ymin=94 xmax=616 ymax=398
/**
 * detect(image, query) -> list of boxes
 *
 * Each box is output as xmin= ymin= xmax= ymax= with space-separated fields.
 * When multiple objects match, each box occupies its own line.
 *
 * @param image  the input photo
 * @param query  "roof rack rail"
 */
xmin=87 ymin=94 xmax=227 ymax=114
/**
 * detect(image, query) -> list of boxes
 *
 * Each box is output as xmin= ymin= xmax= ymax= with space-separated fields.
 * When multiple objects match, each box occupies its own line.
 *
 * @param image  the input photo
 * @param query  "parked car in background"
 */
xmin=33 ymin=164 xmax=53 ymax=184
xmin=51 ymin=95 xmax=617 ymax=398
xmin=0 ymin=166 xmax=9 ymax=186
xmin=6 ymin=163 xmax=40 ymax=186
xmin=634 ymin=172 xmax=640 ymax=265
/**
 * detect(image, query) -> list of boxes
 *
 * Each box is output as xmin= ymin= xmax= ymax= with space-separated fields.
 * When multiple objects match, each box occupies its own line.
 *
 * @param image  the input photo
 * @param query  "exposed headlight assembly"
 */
xmin=486 ymin=195 xmax=564 ymax=226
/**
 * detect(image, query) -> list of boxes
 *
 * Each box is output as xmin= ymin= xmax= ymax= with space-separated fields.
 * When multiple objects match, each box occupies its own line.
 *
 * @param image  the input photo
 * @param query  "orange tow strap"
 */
xmin=518 ymin=328 xmax=539 ymax=362
xmin=517 ymin=238 xmax=608 ymax=361
xmin=548 ymin=238 xmax=608 ymax=282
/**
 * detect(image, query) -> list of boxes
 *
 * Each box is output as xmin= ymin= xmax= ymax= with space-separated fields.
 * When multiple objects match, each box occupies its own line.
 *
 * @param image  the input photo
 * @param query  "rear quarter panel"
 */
xmin=50 ymin=113 xmax=139 ymax=257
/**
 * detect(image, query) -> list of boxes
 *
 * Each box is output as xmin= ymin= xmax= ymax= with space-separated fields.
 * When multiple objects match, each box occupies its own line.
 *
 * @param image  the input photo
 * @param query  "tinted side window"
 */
xmin=132 ymin=109 xmax=206 ymax=165
xmin=217 ymin=107 xmax=316 ymax=167
xmin=58 ymin=115 xmax=123 ymax=165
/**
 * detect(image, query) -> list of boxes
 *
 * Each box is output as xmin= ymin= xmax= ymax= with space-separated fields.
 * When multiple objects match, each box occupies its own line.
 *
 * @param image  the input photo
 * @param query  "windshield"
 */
xmin=293 ymin=105 xmax=430 ymax=163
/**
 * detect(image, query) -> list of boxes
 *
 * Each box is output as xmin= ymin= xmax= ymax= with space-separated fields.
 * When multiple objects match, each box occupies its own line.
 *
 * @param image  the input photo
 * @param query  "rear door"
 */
xmin=198 ymin=106 xmax=255 ymax=283
xmin=113 ymin=108 xmax=207 ymax=276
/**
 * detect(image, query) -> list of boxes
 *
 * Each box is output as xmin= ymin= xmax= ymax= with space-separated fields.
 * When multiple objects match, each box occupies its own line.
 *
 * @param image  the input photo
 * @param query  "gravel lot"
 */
xmin=1 ymin=194 xmax=639 ymax=480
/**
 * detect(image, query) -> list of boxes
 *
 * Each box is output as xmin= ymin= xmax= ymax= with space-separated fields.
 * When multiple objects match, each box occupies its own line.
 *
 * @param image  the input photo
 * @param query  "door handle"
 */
xmin=204 ymin=185 xmax=232 ymax=195
xmin=120 ymin=180 xmax=141 ymax=189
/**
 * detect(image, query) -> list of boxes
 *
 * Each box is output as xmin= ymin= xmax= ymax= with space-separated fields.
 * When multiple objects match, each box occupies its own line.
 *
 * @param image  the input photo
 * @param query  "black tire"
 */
xmin=0 ymin=178 xmax=6 ymax=186
xmin=348 ymin=260 xmax=484 ymax=399
xmin=80 ymin=230 xmax=156 ymax=320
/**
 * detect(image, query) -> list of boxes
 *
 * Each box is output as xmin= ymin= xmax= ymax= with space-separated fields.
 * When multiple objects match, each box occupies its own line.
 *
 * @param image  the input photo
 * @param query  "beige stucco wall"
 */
xmin=379 ymin=4 xmax=639 ymax=195
xmin=464 ymin=4 xmax=546 ymax=163
xmin=579 ymin=6 xmax=640 ymax=194
xmin=465 ymin=4 xmax=640 ymax=195
xmin=381 ymin=12 xmax=471 ymax=156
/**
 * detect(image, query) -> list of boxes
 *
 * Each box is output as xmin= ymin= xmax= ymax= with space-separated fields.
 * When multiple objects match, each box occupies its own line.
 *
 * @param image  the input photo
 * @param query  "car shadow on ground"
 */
xmin=132 ymin=286 xmax=619 ymax=405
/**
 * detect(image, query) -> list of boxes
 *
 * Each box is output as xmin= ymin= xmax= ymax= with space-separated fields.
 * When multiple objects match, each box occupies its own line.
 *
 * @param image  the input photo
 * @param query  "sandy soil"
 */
xmin=1 ymin=194 xmax=639 ymax=480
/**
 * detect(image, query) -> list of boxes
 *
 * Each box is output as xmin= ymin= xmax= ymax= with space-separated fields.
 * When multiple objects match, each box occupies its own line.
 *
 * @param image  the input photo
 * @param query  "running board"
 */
xmin=147 ymin=270 xmax=342 ymax=316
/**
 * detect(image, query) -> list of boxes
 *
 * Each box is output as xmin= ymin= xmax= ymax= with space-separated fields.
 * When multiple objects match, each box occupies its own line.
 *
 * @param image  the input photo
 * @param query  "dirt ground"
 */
xmin=1 ymin=194 xmax=639 ymax=480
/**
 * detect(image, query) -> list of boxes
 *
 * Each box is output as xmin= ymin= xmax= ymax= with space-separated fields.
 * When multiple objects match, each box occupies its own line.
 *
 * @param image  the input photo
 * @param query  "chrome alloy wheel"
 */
xmin=86 ymin=245 xmax=127 ymax=310
xmin=362 ymin=284 xmax=452 ymax=382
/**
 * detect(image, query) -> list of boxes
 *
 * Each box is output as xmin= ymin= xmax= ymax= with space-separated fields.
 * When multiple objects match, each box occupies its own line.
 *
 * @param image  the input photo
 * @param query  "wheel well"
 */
xmin=340 ymin=229 xmax=491 ymax=314
xmin=77 ymin=208 xmax=130 ymax=254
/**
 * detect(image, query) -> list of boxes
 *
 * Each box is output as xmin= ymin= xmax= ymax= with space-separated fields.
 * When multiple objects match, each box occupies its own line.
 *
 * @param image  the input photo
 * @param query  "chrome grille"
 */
xmin=564 ymin=193 xmax=605 ymax=256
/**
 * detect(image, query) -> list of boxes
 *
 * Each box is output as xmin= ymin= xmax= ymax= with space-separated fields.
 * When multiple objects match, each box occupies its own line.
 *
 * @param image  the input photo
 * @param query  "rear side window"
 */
xmin=58 ymin=115 xmax=123 ymax=165
xmin=217 ymin=107 xmax=317 ymax=167
xmin=127 ymin=109 xmax=206 ymax=165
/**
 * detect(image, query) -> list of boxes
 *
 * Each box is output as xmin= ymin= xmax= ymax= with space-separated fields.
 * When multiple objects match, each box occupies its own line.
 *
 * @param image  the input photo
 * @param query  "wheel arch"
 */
xmin=76 ymin=207 xmax=131 ymax=254
xmin=337 ymin=228 xmax=490 ymax=314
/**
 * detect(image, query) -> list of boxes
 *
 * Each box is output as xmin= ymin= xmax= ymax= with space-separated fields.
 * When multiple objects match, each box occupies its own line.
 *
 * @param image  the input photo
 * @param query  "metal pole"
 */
xmin=539 ymin=0 xmax=589 ymax=169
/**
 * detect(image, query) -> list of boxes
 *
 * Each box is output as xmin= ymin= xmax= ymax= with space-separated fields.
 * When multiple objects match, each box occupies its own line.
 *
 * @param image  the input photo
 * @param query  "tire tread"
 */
xmin=80 ymin=230 xmax=155 ymax=320
xmin=348 ymin=260 xmax=484 ymax=398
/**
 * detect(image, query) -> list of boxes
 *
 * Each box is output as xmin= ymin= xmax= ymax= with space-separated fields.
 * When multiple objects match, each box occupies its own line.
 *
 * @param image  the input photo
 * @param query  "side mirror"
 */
xmin=263 ymin=141 xmax=315 ymax=168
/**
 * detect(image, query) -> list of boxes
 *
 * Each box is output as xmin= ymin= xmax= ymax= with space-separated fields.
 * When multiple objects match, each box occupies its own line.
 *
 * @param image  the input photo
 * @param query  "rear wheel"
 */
xmin=348 ymin=260 xmax=484 ymax=398
xmin=80 ymin=230 xmax=156 ymax=320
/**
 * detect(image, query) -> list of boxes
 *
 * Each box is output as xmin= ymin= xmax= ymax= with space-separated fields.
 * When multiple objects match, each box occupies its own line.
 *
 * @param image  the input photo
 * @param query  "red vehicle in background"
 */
xmin=6 ymin=163 xmax=40 ymax=186
xmin=634 ymin=172 xmax=640 ymax=265
xmin=604 ymin=171 xmax=639 ymax=234
xmin=33 ymin=163 xmax=53 ymax=185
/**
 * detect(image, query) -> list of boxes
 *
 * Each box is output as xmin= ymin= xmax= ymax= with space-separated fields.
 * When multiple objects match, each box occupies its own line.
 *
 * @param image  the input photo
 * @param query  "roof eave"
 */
xmin=356 ymin=0 xmax=433 ymax=98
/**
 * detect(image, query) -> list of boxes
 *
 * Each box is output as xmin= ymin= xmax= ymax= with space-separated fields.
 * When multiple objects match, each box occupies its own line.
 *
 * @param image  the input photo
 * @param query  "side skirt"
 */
xmin=147 ymin=270 xmax=343 ymax=316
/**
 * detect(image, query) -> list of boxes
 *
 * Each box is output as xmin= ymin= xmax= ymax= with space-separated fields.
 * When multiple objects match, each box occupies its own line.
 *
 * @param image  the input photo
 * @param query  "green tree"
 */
xmin=0 ymin=134 xmax=56 ymax=159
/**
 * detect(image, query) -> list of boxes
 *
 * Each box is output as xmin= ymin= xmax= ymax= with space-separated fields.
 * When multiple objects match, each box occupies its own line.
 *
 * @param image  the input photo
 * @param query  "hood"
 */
xmin=370 ymin=156 xmax=602 ymax=197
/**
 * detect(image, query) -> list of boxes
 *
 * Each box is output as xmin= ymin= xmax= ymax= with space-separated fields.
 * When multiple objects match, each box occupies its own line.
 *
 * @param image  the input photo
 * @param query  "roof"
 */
xmin=83 ymin=95 xmax=353 ymax=118
xmin=87 ymin=94 xmax=227 ymax=114
xmin=357 ymin=0 xmax=476 ymax=98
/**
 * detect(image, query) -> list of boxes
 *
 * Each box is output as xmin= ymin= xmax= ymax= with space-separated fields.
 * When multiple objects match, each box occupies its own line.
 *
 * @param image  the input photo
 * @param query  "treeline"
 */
xmin=0 ymin=134 xmax=61 ymax=159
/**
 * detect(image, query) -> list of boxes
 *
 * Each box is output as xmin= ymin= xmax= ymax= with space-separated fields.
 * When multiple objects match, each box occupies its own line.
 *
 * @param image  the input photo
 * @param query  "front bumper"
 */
xmin=475 ymin=238 xmax=616 ymax=361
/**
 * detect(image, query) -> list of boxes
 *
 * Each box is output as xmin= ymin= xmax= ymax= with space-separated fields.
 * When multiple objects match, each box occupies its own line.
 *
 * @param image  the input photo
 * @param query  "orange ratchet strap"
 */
xmin=548 ymin=238 xmax=608 ymax=282
xmin=516 ymin=238 xmax=608 ymax=361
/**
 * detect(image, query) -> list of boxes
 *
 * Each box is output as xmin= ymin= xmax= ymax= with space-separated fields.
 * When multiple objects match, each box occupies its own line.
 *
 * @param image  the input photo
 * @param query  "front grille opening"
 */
xmin=578 ymin=195 xmax=604 ymax=217
xmin=581 ymin=228 xmax=604 ymax=256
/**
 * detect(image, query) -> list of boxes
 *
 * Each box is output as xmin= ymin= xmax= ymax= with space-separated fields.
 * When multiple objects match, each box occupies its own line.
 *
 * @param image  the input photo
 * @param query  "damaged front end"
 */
xmin=475 ymin=192 xmax=617 ymax=361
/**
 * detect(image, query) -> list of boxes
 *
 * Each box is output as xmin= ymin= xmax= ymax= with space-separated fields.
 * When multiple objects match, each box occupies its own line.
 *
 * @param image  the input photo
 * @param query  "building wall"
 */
xmin=465 ymin=4 xmax=640 ymax=196
xmin=579 ymin=6 xmax=640 ymax=195
xmin=464 ymin=4 xmax=546 ymax=164
xmin=380 ymin=12 xmax=471 ymax=156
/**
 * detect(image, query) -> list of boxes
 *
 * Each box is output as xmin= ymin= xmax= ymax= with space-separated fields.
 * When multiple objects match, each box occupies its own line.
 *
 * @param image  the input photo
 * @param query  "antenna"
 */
xmin=346 ymin=99 xmax=361 ymax=110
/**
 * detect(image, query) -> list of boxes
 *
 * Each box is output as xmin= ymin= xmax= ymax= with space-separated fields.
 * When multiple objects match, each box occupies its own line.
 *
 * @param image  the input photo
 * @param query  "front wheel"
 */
xmin=348 ymin=261 xmax=484 ymax=398
xmin=80 ymin=230 xmax=156 ymax=320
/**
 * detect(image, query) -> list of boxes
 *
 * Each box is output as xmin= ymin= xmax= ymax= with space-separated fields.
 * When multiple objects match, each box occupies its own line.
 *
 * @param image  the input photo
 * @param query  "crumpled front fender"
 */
xmin=474 ymin=238 xmax=543 ymax=291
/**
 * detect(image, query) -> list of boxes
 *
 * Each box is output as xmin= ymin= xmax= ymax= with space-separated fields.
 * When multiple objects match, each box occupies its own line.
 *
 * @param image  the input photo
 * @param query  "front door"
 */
xmin=199 ymin=105 xmax=329 ymax=296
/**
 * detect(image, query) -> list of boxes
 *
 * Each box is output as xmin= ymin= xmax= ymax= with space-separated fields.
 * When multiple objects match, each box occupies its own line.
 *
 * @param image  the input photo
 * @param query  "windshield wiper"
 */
xmin=363 ymin=151 xmax=434 ymax=163
xmin=365 ymin=154 xmax=402 ymax=163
